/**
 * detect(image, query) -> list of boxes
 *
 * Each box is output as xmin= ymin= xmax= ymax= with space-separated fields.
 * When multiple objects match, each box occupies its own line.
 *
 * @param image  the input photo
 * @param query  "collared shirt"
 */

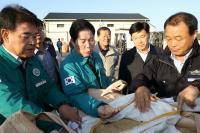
xmin=136 ymin=45 xmax=150 ymax=62
xmin=2 ymin=45 xmax=22 ymax=63
xmin=98 ymin=43 xmax=109 ymax=56
xmin=171 ymin=49 xmax=193 ymax=73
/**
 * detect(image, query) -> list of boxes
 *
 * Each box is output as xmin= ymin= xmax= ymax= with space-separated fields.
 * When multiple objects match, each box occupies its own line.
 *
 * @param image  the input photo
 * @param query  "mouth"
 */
xmin=86 ymin=51 xmax=91 ymax=54
xmin=26 ymin=48 xmax=35 ymax=52
xmin=171 ymin=49 xmax=179 ymax=53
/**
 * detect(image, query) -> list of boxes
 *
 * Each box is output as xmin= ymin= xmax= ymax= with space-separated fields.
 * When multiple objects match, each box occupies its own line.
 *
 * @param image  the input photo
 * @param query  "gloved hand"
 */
xmin=101 ymin=80 xmax=127 ymax=96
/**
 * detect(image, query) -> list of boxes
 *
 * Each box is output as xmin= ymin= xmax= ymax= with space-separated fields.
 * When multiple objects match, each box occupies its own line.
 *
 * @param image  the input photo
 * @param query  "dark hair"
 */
xmin=69 ymin=19 xmax=95 ymax=41
xmin=37 ymin=19 xmax=43 ymax=28
xmin=97 ymin=27 xmax=111 ymax=36
xmin=129 ymin=22 xmax=150 ymax=35
xmin=44 ymin=37 xmax=52 ymax=42
xmin=0 ymin=4 xmax=38 ymax=31
xmin=164 ymin=12 xmax=198 ymax=35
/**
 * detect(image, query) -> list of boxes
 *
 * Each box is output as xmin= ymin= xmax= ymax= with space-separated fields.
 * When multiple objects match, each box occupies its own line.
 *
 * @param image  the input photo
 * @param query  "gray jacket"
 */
xmin=94 ymin=44 xmax=119 ymax=81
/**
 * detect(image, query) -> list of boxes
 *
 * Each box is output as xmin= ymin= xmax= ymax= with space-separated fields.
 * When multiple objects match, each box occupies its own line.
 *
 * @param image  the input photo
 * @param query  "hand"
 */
xmin=98 ymin=105 xmax=119 ymax=119
xmin=58 ymin=104 xmax=81 ymax=124
xmin=177 ymin=85 xmax=200 ymax=110
xmin=135 ymin=86 xmax=156 ymax=112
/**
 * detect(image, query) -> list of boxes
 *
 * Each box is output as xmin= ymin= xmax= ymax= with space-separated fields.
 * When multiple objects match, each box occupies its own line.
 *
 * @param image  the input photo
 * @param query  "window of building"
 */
xmin=107 ymin=24 xmax=114 ymax=27
xmin=57 ymin=24 xmax=64 ymax=28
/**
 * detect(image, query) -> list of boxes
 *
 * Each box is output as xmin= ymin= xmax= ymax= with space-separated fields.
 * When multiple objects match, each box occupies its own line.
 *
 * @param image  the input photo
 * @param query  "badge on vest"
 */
xmin=32 ymin=68 xmax=40 ymax=76
xmin=64 ymin=76 xmax=75 ymax=86
xmin=35 ymin=80 xmax=47 ymax=87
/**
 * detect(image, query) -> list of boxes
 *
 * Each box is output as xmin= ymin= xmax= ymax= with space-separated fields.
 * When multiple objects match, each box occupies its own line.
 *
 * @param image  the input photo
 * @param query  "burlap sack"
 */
xmin=90 ymin=119 xmax=141 ymax=133
xmin=89 ymin=110 xmax=180 ymax=133
xmin=176 ymin=112 xmax=200 ymax=133
xmin=0 ymin=110 xmax=76 ymax=133
xmin=88 ymin=87 xmax=138 ymax=133
xmin=0 ymin=111 xmax=43 ymax=133
xmin=88 ymin=89 xmax=200 ymax=133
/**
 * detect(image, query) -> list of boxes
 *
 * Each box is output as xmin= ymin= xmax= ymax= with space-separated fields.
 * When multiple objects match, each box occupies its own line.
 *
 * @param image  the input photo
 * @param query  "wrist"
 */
xmin=191 ymin=80 xmax=200 ymax=90
xmin=57 ymin=102 xmax=68 ymax=112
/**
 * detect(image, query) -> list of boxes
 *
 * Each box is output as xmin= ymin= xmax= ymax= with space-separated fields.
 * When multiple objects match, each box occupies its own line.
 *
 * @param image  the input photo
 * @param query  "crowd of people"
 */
xmin=0 ymin=4 xmax=200 ymax=133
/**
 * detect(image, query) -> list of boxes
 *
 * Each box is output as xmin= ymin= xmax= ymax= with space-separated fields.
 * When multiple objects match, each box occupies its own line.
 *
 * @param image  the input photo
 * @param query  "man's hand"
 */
xmin=135 ymin=86 xmax=156 ymax=112
xmin=58 ymin=104 xmax=81 ymax=124
xmin=98 ymin=105 xmax=119 ymax=119
xmin=177 ymin=85 xmax=200 ymax=110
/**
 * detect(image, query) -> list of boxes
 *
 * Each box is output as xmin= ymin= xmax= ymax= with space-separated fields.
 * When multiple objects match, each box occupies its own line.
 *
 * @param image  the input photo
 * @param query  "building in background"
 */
xmin=43 ymin=13 xmax=155 ymax=51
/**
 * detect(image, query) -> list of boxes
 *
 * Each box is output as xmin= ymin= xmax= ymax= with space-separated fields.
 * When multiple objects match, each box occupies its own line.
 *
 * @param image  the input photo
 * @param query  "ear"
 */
xmin=1 ymin=29 xmax=9 ymax=43
xmin=193 ymin=30 xmax=198 ymax=40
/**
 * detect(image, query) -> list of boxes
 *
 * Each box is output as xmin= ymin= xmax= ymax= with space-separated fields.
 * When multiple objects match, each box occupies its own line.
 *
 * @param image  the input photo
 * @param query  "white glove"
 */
xmin=101 ymin=80 xmax=127 ymax=96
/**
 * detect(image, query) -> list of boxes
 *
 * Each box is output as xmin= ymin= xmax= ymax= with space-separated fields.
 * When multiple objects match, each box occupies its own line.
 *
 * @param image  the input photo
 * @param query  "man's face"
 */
xmin=131 ymin=29 xmax=149 ymax=52
xmin=4 ymin=22 xmax=37 ymax=59
xmin=165 ymin=22 xmax=196 ymax=57
xmin=36 ymin=26 xmax=45 ymax=49
xmin=98 ymin=30 xmax=111 ymax=47
xmin=75 ymin=29 xmax=95 ymax=57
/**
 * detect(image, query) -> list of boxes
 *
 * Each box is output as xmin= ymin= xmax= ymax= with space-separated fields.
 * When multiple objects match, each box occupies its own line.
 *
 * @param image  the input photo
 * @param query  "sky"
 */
xmin=0 ymin=0 xmax=200 ymax=31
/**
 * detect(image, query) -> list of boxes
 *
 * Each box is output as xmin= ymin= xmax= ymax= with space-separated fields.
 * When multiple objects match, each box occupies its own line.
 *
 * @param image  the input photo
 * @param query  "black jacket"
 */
xmin=119 ymin=44 xmax=163 ymax=94
xmin=132 ymin=40 xmax=200 ymax=97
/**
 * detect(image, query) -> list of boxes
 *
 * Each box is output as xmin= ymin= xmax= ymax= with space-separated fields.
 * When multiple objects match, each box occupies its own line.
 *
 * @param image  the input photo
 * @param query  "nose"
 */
xmin=137 ymin=38 xmax=142 ymax=44
xmin=85 ymin=40 xmax=91 ymax=48
xmin=171 ymin=39 xmax=177 ymax=47
xmin=29 ymin=35 xmax=37 ymax=46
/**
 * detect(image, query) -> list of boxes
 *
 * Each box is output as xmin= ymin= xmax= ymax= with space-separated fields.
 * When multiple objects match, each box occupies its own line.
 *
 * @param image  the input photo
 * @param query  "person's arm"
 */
xmin=60 ymin=63 xmax=107 ymax=117
xmin=177 ymin=81 xmax=200 ymax=110
xmin=42 ymin=64 xmax=81 ymax=123
xmin=131 ymin=57 xmax=159 ymax=112
xmin=132 ymin=57 xmax=158 ymax=91
xmin=0 ymin=74 xmax=43 ymax=117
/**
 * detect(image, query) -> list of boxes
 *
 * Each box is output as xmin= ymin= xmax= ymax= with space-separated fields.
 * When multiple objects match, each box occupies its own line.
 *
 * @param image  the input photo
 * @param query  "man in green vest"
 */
xmin=0 ymin=4 xmax=80 ymax=132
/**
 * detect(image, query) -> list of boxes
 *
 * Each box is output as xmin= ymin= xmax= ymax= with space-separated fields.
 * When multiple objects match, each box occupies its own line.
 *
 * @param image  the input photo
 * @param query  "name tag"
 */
xmin=187 ymin=78 xmax=200 ymax=82
xmin=35 ymin=80 xmax=47 ymax=87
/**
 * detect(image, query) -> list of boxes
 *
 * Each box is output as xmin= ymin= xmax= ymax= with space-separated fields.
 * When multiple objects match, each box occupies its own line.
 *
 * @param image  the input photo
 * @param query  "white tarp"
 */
xmin=79 ymin=94 xmax=181 ymax=133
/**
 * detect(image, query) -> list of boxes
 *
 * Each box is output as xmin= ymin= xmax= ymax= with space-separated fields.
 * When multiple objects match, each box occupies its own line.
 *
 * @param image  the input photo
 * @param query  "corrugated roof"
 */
xmin=44 ymin=13 xmax=149 ymax=20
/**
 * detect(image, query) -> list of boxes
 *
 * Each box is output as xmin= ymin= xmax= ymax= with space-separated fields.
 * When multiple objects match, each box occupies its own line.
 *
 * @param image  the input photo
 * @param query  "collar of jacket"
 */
xmin=94 ymin=43 xmax=115 ymax=56
xmin=134 ymin=44 xmax=157 ymax=56
xmin=71 ymin=48 xmax=91 ymax=66
xmin=0 ymin=45 xmax=21 ymax=69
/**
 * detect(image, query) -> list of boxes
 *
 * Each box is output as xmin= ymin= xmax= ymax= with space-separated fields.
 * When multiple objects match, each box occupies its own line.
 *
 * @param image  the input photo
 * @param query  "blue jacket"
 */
xmin=60 ymin=49 xmax=111 ymax=117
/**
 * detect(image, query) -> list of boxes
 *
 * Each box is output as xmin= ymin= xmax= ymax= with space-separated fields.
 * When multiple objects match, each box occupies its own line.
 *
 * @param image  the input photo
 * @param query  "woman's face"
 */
xmin=75 ymin=29 xmax=95 ymax=57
